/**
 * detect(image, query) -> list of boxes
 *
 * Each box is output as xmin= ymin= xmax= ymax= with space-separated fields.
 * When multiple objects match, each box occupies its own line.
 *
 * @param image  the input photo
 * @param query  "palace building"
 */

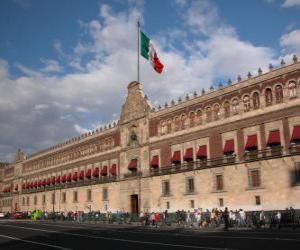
xmin=1 ymin=57 xmax=300 ymax=214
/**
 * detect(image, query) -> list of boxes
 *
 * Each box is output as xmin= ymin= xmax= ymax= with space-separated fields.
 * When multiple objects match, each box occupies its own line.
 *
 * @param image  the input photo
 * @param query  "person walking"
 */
xmin=223 ymin=207 xmax=229 ymax=231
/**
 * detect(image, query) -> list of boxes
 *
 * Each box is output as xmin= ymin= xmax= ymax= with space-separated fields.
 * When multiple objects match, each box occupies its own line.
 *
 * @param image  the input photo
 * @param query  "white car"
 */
xmin=0 ymin=212 xmax=5 ymax=218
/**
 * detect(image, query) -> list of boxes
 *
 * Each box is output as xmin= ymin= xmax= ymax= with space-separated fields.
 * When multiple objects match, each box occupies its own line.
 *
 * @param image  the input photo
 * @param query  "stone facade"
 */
xmin=1 ymin=60 xmax=300 ymax=213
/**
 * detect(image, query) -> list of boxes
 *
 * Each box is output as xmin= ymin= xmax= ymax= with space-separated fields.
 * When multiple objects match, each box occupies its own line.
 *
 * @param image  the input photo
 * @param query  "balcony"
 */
xmin=124 ymin=171 xmax=142 ymax=179
xmin=244 ymin=146 xmax=283 ymax=161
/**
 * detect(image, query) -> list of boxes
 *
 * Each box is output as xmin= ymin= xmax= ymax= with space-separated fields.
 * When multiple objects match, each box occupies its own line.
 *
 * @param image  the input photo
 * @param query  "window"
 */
xmin=216 ymin=175 xmax=224 ymax=191
xmin=62 ymin=192 xmax=66 ymax=203
xmin=288 ymin=81 xmax=297 ymax=98
xmin=42 ymin=195 xmax=46 ymax=205
xmin=186 ymin=178 xmax=195 ymax=193
xmin=249 ymin=169 xmax=261 ymax=188
xmin=243 ymin=95 xmax=251 ymax=112
xmin=190 ymin=200 xmax=195 ymax=209
xmin=52 ymin=193 xmax=55 ymax=204
xmin=162 ymin=180 xmax=170 ymax=196
xmin=206 ymin=107 xmax=212 ymax=122
xmin=166 ymin=201 xmax=170 ymax=209
xmin=213 ymin=104 xmax=220 ymax=120
xmin=73 ymin=191 xmax=78 ymax=203
xmin=22 ymin=197 xmax=25 ymax=205
xmin=174 ymin=116 xmax=180 ymax=131
xmin=219 ymin=198 xmax=224 ymax=207
xmin=275 ymin=85 xmax=283 ymax=103
xmin=255 ymin=196 xmax=261 ymax=205
xmin=189 ymin=112 xmax=195 ymax=127
xmin=181 ymin=114 xmax=187 ymax=129
xmin=223 ymin=101 xmax=230 ymax=118
xmin=102 ymin=187 xmax=108 ymax=200
xmin=86 ymin=189 xmax=92 ymax=201
xmin=167 ymin=119 xmax=172 ymax=133
xmin=160 ymin=121 xmax=167 ymax=135
xmin=265 ymin=88 xmax=273 ymax=106
xmin=26 ymin=197 xmax=30 ymax=206
xmin=232 ymin=98 xmax=239 ymax=115
xmin=196 ymin=110 xmax=202 ymax=125
xmin=34 ymin=195 xmax=37 ymax=205
xmin=253 ymin=92 xmax=260 ymax=109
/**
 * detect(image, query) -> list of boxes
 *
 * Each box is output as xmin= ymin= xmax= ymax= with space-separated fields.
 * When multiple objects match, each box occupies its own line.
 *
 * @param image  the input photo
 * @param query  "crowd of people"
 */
xmin=2 ymin=207 xmax=299 ymax=230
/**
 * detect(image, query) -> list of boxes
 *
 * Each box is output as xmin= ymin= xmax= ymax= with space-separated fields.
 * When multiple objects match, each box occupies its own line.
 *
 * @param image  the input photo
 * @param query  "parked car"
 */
xmin=0 ymin=212 xmax=5 ymax=218
xmin=12 ymin=212 xmax=25 ymax=219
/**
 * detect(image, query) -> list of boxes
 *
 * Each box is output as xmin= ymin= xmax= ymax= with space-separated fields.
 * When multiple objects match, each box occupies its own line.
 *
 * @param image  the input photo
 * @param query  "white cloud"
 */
xmin=74 ymin=124 xmax=89 ymax=134
xmin=40 ymin=58 xmax=63 ymax=73
xmin=280 ymin=29 xmax=300 ymax=54
xmin=282 ymin=0 xmax=300 ymax=7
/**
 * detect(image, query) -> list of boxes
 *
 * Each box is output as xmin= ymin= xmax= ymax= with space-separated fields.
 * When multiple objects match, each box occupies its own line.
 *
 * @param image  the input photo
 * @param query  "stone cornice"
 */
xmin=150 ymin=62 xmax=300 ymax=119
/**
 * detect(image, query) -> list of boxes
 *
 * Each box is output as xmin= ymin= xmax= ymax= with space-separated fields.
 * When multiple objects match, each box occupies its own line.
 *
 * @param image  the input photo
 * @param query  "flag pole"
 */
xmin=137 ymin=20 xmax=140 ymax=83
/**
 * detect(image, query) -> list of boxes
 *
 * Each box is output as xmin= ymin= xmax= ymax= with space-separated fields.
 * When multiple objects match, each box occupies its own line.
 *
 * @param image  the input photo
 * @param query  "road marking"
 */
xmin=27 ymin=222 xmax=300 ymax=240
xmin=0 ymin=234 xmax=74 ymax=250
xmin=0 ymin=223 xmax=237 ymax=250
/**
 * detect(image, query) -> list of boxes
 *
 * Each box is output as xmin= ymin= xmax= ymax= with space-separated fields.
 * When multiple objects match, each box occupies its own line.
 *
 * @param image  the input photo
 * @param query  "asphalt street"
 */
xmin=0 ymin=220 xmax=299 ymax=250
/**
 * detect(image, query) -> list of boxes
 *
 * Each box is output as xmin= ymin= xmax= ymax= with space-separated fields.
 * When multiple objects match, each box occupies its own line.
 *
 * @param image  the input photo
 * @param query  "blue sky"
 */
xmin=0 ymin=0 xmax=300 ymax=162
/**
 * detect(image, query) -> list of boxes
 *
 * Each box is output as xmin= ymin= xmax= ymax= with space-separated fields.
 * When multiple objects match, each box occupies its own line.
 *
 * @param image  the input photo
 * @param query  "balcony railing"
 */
xmin=3 ymin=144 xmax=300 ymax=197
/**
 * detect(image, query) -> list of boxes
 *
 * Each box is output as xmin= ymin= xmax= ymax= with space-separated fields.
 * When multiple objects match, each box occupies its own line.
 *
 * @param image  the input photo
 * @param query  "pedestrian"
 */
xmin=223 ymin=207 xmax=229 ymax=231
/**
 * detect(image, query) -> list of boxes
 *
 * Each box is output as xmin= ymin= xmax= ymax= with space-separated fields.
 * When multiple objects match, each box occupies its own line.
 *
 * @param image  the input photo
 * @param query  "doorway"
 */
xmin=130 ymin=194 xmax=139 ymax=214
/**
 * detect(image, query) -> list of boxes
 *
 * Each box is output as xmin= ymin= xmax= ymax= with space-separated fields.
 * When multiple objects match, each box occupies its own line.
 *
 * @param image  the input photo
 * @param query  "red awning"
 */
xmin=128 ymin=159 xmax=137 ymax=170
xmin=79 ymin=170 xmax=84 ymax=180
xmin=245 ymin=134 xmax=258 ymax=150
xmin=51 ymin=176 xmax=56 ymax=185
xmin=42 ymin=179 xmax=46 ymax=186
xmin=38 ymin=180 xmax=42 ymax=187
xmin=46 ymin=178 xmax=51 ymax=186
xmin=223 ymin=139 xmax=234 ymax=154
xmin=56 ymin=176 xmax=61 ymax=184
xmin=150 ymin=155 xmax=159 ymax=168
xmin=26 ymin=183 xmax=30 ymax=189
xmin=184 ymin=148 xmax=193 ymax=161
xmin=110 ymin=164 xmax=117 ymax=175
xmin=197 ymin=145 xmax=207 ymax=159
xmin=67 ymin=173 xmax=72 ymax=182
xmin=22 ymin=183 xmax=26 ymax=189
xmin=34 ymin=181 xmax=38 ymax=188
xmin=62 ymin=175 xmax=66 ymax=183
xmin=291 ymin=125 xmax=300 ymax=142
xmin=171 ymin=151 xmax=181 ymax=163
xmin=85 ymin=169 xmax=91 ymax=179
xmin=267 ymin=130 xmax=281 ymax=146
xmin=31 ymin=182 xmax=34 ymax=188
xmin=93 ymin=167 xmax=100 ymax=177
xmin=100 ymin=166 xmax=107 ymax=176
xmin=15 ymin=184 xmax=18 ymax=191
xmin=72 ymin=172 xmax=78 ymax=181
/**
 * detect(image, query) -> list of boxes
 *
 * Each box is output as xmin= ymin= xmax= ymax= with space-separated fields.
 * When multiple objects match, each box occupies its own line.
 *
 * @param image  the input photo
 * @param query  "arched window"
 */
xmin=213 ymin=104 xmax=220 ymax=120
xmin=189 ymin=112 xmax=195 ymax=127
xmin=196 ymin=110 xmax=202 ymax=125
xmin=223 ymin=101 xmax=230 ymax=118
xmin=206 ymin=107 xmax=212 ymax=123
xmin=265 ymin=88 xmax=273 ymax=106
xmin=174 ymin=116 xmax=180 ymax=131
xmin=232 ymin=98 xmax=239 ymax=115
xmin=253 ymin=92 xmax=260 ymax=109
xmin=181 ymin=114 xmax=187 ymax=130
xmin=160 ymin=121 xmax=167 ymax=135
xmin=243 ymin=95 xmax=251 ymax=112
xmin=275 ymin=85 xmax=283 ymax=103
xmin=167 ymin=119 xmax=172 ymax=133
xmin=288 ymin=81 xmax=297 ymax=98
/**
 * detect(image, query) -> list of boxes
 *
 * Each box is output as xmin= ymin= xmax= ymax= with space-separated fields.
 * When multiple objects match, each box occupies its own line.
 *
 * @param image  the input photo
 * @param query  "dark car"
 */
xmin=12 ymin=212 xmax=25 ymax=219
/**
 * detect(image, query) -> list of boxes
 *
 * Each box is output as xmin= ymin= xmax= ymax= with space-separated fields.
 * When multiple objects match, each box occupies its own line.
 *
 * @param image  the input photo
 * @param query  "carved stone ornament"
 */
xmin=120 ymin=82 xmax=151 ymax=124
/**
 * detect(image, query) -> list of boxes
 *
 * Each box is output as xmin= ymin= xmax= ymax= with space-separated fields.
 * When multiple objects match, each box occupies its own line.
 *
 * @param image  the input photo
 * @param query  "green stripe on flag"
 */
xmin=140 ymin=31 xmax=150 ymax=60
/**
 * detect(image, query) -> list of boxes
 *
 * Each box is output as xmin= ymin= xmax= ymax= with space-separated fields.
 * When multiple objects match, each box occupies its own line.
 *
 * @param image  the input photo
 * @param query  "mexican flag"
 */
xmin=140 ymin=31 xmax=164 ymax=74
